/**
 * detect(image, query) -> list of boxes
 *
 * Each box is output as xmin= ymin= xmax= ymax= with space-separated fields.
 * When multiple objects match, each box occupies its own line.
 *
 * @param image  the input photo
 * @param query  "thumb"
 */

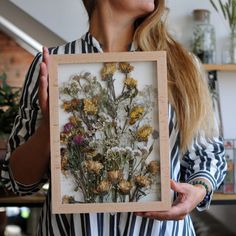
xmin=170 ymin=180 xmax=186 ymax=194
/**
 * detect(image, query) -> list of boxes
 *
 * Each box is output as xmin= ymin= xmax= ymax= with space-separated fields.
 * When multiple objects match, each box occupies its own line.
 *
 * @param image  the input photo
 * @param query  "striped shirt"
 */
xmin=1 ymin=32 xmax=226 ymax=236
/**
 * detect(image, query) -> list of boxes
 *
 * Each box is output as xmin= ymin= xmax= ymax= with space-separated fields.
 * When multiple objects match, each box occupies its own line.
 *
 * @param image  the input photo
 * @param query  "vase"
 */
xmin=222 ymin=32 xmax=236 ymax=64
xmin=192 ymin=9 xmax=216 ymax=64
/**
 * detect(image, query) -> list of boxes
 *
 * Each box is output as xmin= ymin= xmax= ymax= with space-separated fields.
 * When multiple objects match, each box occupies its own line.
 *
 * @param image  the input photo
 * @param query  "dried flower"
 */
xmin=107 ymin=170 xmax=122 ymax=183
xmin=64 ymin=123 xmax=74 ymax=133
xmin=73 ymin=135 xmax=84 ymax=145
xmin=84 ymin=149 xmax=97 ymax=158
xmin=63 ymin=101 xmax=73 ymax=112
xmin=59 ymin=62 xmax=159 ymax=204
xmin=134 ymin=175 xmax=151 ymax=188
xmin=147 ymin=160 xmax=160 ymax=175
xmin=101 ymin=63 xmax=117 ymax=80
xmin=129 ymin=106 xmax=145 ymax=125
xmin=132 ymin=149 xmax=142 ymax=157
xmin=152 ymin=130 xmax=159 ymax=140
xmin=137 ymin=125 xmax=153 ymax=142
xmin=84 ymin=160 xmax=103 ymax=175
xmin=60 ymin=132 xmax=69 ymax=144
xmin=62 ymin=195 xmax=75 ymax=204
xmin=96 ymin=180 xmax=111 ymax=194
xmin=71 ymin=98 xmax=80 ymax=108
xmin=118 ymin=180 xmax=133 ymax=195
xmin=139 ymin=147 xmax=149 ymax=156
xmin=83 ymin=98 xmax=98 ymax=115
xmin=61 ymin=149 xmax=69 ymax=171
xmin=124 ymin=77 xmax=137 ymax=89
xmin=69 ymin=116 xmax=80 ymax=126
xmin=118 ymin=62 xmax=134 ymax=74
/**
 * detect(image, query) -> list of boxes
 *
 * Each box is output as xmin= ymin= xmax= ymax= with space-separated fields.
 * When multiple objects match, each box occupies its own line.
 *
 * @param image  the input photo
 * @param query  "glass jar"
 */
xmin=192 ymin=9 xmax=216 ymax=64
xmin=222 ymin=32 xmax=236 ymax=64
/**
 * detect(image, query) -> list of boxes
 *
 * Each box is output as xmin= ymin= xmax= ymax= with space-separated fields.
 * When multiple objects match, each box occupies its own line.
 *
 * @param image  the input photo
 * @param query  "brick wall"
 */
xmin=0 ymin=30 xmax=34 ymax=88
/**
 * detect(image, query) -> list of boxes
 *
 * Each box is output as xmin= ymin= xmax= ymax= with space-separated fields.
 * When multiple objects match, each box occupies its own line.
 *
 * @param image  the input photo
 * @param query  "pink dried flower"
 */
xmin=73 ymin=135 xmax=84 ymax=145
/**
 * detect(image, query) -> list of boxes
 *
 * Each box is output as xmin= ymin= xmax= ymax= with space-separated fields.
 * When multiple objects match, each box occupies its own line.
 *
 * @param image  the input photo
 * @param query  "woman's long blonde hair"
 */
xmin=82 ymin=0 xmax=216 ymax=151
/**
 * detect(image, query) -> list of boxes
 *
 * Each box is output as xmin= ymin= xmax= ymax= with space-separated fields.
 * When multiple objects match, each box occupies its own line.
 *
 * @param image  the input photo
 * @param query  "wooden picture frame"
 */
xmin=49 ymin=51 xmax=170 ymax=214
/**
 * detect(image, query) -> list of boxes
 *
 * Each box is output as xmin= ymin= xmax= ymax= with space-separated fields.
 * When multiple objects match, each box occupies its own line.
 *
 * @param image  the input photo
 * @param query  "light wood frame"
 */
xmin=49 ymin=51 xmax=170 ymax=214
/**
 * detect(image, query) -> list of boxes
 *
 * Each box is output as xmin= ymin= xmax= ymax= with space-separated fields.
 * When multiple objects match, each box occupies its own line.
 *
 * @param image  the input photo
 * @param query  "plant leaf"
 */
xmin=210 ymin=0 xmax=219 ymax=12
xmin=218 ymin=0 xmax=227 ymax=19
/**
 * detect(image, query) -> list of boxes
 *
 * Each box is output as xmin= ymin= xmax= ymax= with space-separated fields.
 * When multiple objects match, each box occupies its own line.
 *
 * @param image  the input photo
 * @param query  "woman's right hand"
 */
xmin=39 ymin=47 xmax=50 ymax=125
xmin=10 ymin=47 xmax=51 ymax=185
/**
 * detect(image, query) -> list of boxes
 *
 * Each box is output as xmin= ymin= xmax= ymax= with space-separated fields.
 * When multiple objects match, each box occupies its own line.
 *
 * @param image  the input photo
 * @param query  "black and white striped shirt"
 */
xmin=1 ymin=32 xmax=226 ymax=236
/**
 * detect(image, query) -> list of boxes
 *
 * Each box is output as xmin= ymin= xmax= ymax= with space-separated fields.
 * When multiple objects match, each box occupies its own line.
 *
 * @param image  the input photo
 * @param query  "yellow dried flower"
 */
xmin=61 ymin=156 xmax=68 ymax=170
xmin=101 ymin=63 xmax=117 ymax=80
xmin=107 ymin=170 xmax=122 ymax=183
xmin=124 ymin=77 xmax=137 ymax=89
xmin=61 ymin=149 xmax=69 ymax=172
xmin=84 ymin=160 xmax=103 ymax=175
xmin=62 ymin=195 xmax=75 ymax=204
xmin=137 ymin=125 xmax=153 ymax=142
xmin=69 ymin=116 xmax=80 ymax=126
xmin=134 ymin=175 xmax=151 ymax=187
xmin=96 ymin=180 xmax=110 ymax=194
xmin=63 ymin=101 xmax=72 ymax=112
xmin=129 ymin=106 xmax=145 ymax=125
xmin=60 ymin=132 xmax=69 ymax=144
xmin=147 ymin=160 xmax=160 ymax=175
xmin=85 ymin=149 xmax=97 ymax=158
xmin=118 ymin=179 xmax=132 ymax=195
xmin=83 ymin=99 xmax=98 ymax=115
xmin=118 ymin=62 xmax=134 ymax=74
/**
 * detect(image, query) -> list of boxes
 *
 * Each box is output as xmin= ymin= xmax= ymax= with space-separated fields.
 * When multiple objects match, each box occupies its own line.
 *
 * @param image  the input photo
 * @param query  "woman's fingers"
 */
xmin=136 ymin=205 xmax=187 ymax=221
xmin=42 ymin=47 xmax=49 ymax=66
xmin=39 ymin=47 xmax=49 ymax=122
xmin=135 ymin=180 xmax=204 ymax=221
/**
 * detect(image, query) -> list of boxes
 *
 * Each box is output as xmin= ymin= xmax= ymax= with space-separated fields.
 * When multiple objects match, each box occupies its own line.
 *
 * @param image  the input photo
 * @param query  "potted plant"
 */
xmin=0 ymin=72 xmax=20 ymax=140
xmin=209 ymin=0 xmax=236 ymax=63
xmin=0 ymin=72 xmax=20 ymax=192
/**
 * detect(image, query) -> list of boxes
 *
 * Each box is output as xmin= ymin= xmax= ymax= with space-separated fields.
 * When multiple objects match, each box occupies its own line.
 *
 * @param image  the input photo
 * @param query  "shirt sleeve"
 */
xmin=0 ymin=52 xmax=47 ymax=196
xmin=180 ymin=134 xmax=227 ymax=210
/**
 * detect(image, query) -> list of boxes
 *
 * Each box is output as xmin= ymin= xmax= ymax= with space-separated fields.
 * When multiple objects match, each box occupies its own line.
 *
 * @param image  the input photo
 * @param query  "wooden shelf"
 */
xmin=0 ymin=192 xmax=45 ymax=207
xmin=213 ymin=193 xmax=236 ymax=201
xmin=212 ymin=193 xmax=236 ymax=205
xmin=204 ymin=64 xmax=236 ymax=71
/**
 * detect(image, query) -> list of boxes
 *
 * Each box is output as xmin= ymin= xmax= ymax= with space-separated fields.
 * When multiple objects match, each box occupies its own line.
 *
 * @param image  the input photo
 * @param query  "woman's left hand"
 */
xmin=135 ymin=180 xmax=206 ymax=221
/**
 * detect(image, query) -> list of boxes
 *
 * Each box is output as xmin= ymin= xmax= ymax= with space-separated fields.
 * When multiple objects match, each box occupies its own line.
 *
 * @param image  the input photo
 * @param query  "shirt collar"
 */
xmin=81 ymin=31 xmax=139 ymax=52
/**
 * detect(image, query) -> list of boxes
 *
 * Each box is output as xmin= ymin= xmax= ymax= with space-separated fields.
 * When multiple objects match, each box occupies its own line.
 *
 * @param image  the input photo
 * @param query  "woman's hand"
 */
xmin=136 ymin=180 xmax=206 ymax=221
xmin=39 ymin=47 xmax=50 ymax=125
xmin=10 ymin=47 xmax=51 ymax=185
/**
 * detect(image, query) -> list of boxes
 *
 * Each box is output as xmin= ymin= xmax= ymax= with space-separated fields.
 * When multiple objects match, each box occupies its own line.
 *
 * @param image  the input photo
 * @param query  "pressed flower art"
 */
xmin=59 ymin=61 xmax=161 ymax=204
xmin=49 ymin=52 xmax=170 ymax=213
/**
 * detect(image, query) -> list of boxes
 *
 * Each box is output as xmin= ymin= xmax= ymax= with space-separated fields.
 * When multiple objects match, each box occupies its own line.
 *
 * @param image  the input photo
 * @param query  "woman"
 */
xmin=1 ymin=0 xmax=226 ymax=235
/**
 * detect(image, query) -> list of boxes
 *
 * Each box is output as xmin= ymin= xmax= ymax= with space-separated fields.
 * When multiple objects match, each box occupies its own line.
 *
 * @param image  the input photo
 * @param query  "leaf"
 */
xmin=210 ymin=0 xmax=219 ymax=12
xmin=137 ymin=188 xmax=147 ymax=196
xmin=218 ymin=0 xmax=227 ymax=19
xmin=0 ymin=73 xmax=20 ymax=134
xmin=225 ymin=2 xmax=233 ymax=27
xmin=148 ymin=143 xmax=154 ymax=155
xmin=210 ymin=0 xmax=236 ymax=32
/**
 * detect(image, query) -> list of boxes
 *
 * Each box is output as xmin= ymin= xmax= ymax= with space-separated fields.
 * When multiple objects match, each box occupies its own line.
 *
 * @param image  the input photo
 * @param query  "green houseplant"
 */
xmin=0 ymin=72 xmax=20 ymax=192
xmin=210 ymin=0 xmax=236 ymax=32
xmin=210 ymin=0 xmax=236 ymax=63
xmin=0 ymin=72 xmax=20 ymax=137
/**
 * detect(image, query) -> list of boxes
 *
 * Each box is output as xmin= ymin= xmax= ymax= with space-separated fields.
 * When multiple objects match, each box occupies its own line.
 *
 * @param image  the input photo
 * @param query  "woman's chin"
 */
xmin=139 ymin=2 xmax=155 ymax=15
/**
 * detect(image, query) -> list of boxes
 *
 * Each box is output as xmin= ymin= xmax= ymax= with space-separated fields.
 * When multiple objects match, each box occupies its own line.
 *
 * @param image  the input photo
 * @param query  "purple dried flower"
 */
xmin=73 ymin=135 xmax=84 ymax=145
xmin=64 ymin=123 xmax=74 ymax=132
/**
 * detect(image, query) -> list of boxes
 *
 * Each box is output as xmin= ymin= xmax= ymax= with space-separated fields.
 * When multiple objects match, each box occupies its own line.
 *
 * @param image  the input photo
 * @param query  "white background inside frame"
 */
xmin=57 ymin=61 xmax=162 ymax=203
